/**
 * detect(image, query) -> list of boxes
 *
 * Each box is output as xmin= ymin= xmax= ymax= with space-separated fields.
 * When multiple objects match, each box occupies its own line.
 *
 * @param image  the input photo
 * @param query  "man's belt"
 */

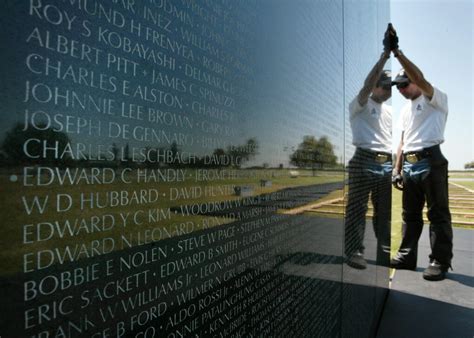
xmin=404 ymin=145 xmax=439 ymax=164
xmin=374 ymin=153 xmax=390 ymax=163
xmin=357 ymin=148 xmax=391 ymax=163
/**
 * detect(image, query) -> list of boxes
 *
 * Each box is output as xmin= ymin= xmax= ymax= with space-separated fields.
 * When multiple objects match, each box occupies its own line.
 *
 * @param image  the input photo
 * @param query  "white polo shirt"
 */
xmin=399 ymin=86 xmax=448 ymax=153
xmin=349 ymin=97 xmax=392 ymax=153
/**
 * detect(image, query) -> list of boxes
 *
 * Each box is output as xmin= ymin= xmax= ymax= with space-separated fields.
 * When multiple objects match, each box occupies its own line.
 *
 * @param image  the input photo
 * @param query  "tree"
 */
xmin=2 ymin=123 xmax=72 ymax=167
xmin=314 ymin=136 xmax=338 ymax=167
xmin=226 ymin=138 xmax=259 ymax=167
xmin=169 ymin=141 xmax=180 ymax=166
xmin=465 ymin=161 xmax=474 ymax=169
xmin=290 ymin=135 xmax=337 ymax=175
xmin=212 ymin=148 xmax=226 ymax=157
xmin=124 ymin=143 xmax=130 ymax=161
xmin=207 ymin=139 xmax=259 ymax=168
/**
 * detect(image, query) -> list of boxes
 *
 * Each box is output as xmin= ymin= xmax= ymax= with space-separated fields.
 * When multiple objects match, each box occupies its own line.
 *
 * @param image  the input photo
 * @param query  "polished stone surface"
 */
xmin=377 ymin=228 xmax=474 ymax=338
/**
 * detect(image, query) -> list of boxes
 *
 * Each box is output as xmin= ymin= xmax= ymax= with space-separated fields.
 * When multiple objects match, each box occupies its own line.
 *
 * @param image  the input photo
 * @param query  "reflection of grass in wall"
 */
xmin=294 ymin=185 xmax=403 ymax=258
xmin=0 ymin=169 xmax=343 ymax=276
xmin=298 ymin=189 xmax=345 ymax=218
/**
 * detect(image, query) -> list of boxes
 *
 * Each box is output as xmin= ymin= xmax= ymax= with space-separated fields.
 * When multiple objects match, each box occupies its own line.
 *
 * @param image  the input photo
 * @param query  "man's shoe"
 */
xmin=346 ymin=252 xmax=367 ymax=270
xmin=423 ymin=260 xmax=449 ymax=281
xmin=390 ymin=258 xmax=416 ymax=270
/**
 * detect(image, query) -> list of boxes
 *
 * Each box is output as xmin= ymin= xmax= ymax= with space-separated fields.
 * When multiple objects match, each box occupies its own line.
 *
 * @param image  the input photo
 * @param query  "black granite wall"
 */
xmin=0 ymin=1 xmax=390 ymax=336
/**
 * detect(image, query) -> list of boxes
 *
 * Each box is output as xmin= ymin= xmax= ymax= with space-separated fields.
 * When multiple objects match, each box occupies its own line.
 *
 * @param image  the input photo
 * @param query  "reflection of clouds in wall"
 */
xmin=0 ymin=1 xmax=350 ymax=168
xmin=247 ymin=2 xmax=345 ymax=167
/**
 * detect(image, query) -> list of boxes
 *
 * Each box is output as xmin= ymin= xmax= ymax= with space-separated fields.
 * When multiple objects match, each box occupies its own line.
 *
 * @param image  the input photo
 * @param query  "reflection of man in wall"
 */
xmin=388 ymin=25 xmax=453 ymax=281
xmin=345 ymin=51 xmax=392 ymax=270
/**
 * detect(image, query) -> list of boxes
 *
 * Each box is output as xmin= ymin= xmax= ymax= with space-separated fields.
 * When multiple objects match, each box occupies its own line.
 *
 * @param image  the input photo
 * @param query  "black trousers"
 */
xmin=398 ymin=145 xmax=453 ymax=266
xmin=345 ymin=148 xmax=391 ymax=266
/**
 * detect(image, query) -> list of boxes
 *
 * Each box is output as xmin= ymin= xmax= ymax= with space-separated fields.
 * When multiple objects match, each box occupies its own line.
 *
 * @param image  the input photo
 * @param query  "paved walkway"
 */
xmin=377 ymin=227 xmax=474 ymax=338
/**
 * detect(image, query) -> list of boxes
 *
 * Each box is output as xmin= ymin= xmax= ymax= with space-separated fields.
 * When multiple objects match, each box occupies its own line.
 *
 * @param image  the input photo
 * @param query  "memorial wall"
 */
xmin=342 ymin=2 xmax=391 ymax=337
xmin=0 ymin=0 xmax=390 ymax=337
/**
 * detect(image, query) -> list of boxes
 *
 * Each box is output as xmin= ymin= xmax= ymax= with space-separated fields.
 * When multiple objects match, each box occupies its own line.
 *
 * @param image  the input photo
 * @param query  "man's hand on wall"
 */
xmin=383 ymin=23 xmax=399 ymax=52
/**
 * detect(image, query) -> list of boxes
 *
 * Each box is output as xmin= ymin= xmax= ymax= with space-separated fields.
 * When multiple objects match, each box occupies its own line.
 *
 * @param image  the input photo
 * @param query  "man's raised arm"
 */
xmin=356 ymin=51 xmax=390 ymax=106
xmin=387 ymin=24 xmax=434 ymax=99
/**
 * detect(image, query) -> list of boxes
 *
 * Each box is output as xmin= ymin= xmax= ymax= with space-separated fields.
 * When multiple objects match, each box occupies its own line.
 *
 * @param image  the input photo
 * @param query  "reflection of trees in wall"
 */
xmin=140 ymin=139 xmax=259 ymax=169
xmin=290 ymin=136 xmax=337 ymax=175
xmin=206 ymin=138 xmax=259 ymax=168
xmin=227 ymin=138 xmax=258 ymax=167
xmin=1 ymin=123 xmax=72 ymax=167
xmin=0 ymin=123 xmax=261 ymax=170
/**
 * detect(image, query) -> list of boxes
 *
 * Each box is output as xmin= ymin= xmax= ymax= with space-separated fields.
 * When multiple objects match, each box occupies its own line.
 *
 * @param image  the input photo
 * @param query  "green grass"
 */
xmin=3 ymin=167 xmax=470 ymax=275
xmin=452 ymin=181 xmax=474 ymax=190
xmin=449 ymin=171 xmax=474 ymax=178
xmin=391 ymin=189 xmax=403 ymax=257
xmin=391 ymin=181 xmax=474 ymax=257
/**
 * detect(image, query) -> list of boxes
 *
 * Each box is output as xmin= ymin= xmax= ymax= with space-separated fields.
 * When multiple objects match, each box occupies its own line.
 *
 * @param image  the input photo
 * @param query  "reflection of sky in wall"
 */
xmin=0 ymin=1 xmax=392 ymax=167
xmin=249 ymin=0 xmax=344 ymax=166
xmin=1 ymin=1 xmax=258 ymax=157
xmin=343 ymin=0 xmax=391 ymax=162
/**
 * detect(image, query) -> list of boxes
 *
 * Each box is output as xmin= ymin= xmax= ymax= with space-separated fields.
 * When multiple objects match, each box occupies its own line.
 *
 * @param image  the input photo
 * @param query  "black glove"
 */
xmin=383 ymin=23 xmax=399 ymax=51
xmin=392 ymin=174 xmax=404 ymax=191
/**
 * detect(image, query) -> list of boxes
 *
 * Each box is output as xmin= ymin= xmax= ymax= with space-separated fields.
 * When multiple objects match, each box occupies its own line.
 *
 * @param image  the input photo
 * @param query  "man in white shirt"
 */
xmin=389 ymin=27 xmax=453 ymax=281
xmin=345 ymin=50 xmax=392 ymax=270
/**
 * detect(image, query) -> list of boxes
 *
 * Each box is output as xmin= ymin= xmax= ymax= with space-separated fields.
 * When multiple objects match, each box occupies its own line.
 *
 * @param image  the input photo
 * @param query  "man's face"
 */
xmin=396 ymin=82 xmax=422 ymax=100
xmin=373 ymin=84 xmax=392 ymax=102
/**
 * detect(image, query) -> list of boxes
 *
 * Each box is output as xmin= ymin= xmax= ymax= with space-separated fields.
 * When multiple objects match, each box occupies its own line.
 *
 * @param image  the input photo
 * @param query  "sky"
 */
xmin=390 ymin=0 xmax=473 ymax=169
xmin=0 ymin=1 xmax=471 ymax=170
